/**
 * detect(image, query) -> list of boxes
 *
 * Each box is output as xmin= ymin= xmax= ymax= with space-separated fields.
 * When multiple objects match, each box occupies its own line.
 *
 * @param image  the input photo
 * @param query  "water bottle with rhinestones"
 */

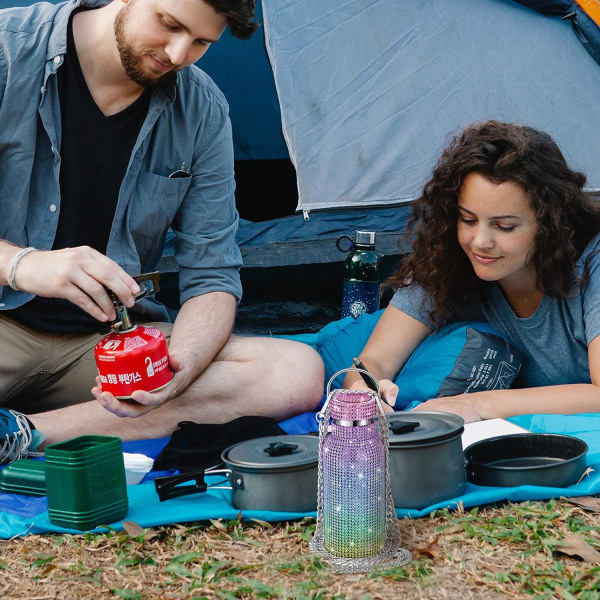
xmin=338 ymin=231 xmax=382 ymax=319
xmin=322 ymin=390 xmax=386 ymax=558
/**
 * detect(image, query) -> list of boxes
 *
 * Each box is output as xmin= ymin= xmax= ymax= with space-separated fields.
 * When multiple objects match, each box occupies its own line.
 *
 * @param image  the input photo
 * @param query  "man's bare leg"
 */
xmin=30 ymin=336 xmax=324 ymax=446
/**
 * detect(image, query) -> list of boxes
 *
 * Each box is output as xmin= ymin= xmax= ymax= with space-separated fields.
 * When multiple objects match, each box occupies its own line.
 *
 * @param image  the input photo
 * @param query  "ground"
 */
xmin=2 ymin=496 xmax=600 ymax=599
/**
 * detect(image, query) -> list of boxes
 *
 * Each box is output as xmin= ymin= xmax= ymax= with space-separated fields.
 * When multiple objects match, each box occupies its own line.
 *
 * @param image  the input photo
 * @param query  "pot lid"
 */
xmin=386 ymin=411 xmax=464 ymax=446
xmin=223 ymin=435 xmax=319 ymax=471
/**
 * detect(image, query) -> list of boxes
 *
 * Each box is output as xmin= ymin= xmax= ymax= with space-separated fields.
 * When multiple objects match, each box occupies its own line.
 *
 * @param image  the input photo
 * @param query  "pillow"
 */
xmin=315 ymin=310 xmax=385 ymax=391
xmin=396 ymin=322 xmax=523 ymax=409
xmin=315 ymin=311 xmax=523 ymax=409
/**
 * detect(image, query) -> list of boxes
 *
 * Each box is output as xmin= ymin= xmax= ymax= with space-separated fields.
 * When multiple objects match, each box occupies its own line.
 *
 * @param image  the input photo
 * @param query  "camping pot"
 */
xmin=387 ymin=412 xmax=466 ymax=509
xmin=155 ymin=435 xmax=319 ymax=512
xmin=464 ymin=433 xmax=588 ymax=488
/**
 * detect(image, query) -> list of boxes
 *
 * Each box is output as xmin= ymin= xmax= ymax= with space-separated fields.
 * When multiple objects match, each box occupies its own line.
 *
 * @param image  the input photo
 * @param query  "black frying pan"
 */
xmin=464 ymin=433 xmax=588 ymax=488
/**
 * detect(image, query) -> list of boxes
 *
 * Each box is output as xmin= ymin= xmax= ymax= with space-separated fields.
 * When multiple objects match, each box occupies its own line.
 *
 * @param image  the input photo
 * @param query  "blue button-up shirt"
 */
xmin=0 ymin=0 xmax=242 ymax=321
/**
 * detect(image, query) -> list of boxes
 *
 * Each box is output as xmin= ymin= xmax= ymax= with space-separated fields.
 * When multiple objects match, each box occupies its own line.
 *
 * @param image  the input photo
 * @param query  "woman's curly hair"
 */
xmin=388 ymin=120 xmax=600 ymax=324
xmin=204 ymin=0 xmax=258 ymax=40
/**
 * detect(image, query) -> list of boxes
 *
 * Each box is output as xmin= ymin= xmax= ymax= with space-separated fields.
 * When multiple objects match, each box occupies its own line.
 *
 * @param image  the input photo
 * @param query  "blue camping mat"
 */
xmin=0 ymin=413 xmax=599 ymax=537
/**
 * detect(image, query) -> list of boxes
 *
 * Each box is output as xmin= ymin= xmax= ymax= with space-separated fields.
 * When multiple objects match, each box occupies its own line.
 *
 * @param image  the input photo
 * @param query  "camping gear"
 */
xmin=155 ymin=435 xmax=319 ymax=512
xmin=465 ymin=433 xmax=588 ymax=488
xmin=337 ymin=231 xmax=382 ymax=319
xmin=0 ymin=459 xmax=46 ymax=497
xmin=123 ymin=453 xmax=155 ymax=485
xmin=2 ymin=413 xmax=600 ymax=537
xmin=154 ymin=417 xmax=286 ymax=473
xmin=0 ymin=452 xmax=154 ymax=494
xmin=310 ymin=369 xmax=411 ymax=573
xmin=387 ymin=412 xmax=466 ymax=509
xmin=94 ymin=272 xmax=173 ymax=398
xmin=44 ymin=435 xmax=128 ymax=530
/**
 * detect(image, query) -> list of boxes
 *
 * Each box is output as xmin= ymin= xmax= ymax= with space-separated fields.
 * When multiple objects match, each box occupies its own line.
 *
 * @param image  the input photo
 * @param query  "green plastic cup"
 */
xmin=45 ymin=435 xmax=128 ymax=530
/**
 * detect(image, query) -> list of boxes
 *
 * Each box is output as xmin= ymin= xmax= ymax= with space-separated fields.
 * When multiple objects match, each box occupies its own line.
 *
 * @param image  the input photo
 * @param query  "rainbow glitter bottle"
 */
xmin=323 ymin=390 xmax=385 ymax=557
xmin=310 ymin=368 xmax=411 ymax=573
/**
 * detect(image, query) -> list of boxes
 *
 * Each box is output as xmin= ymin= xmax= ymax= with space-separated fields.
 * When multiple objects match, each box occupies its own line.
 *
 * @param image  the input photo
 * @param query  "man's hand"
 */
xmin=92 ymin=352 xmax=185 ymax=417
xmin=12 ymin=246 xmax=140 ymax=321
xmin=92 ymin=290 xmax=237 ymax=418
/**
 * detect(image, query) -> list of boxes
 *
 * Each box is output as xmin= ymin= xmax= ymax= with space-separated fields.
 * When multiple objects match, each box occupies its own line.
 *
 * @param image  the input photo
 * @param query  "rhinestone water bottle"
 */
xmin=322 ymin=390 xmax=386 ymax=558
xmin=338 ymin=231 xmax=382 ymax=319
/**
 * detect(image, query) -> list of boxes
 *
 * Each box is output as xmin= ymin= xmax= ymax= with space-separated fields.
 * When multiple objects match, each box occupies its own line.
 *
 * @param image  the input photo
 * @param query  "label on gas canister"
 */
xmin=95 ymin=326 xmax=173 ymax=397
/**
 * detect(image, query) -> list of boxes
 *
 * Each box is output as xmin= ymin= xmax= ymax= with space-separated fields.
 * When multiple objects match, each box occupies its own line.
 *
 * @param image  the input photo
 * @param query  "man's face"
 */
xmin=114 ymin=0 xmax=227 ymax=87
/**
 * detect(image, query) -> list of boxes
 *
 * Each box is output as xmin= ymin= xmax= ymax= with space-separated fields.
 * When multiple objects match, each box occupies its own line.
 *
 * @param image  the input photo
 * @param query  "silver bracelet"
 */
xmin=7 ymin=246 xmax=38 ymax=291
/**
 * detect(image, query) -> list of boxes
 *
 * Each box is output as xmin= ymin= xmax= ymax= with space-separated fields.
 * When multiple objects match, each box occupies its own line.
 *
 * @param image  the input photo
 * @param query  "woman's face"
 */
xmin=457 ymin=172 xmax=539 ymax=292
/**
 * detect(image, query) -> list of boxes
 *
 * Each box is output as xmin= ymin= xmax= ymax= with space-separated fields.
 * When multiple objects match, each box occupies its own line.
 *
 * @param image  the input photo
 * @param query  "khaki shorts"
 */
xmin=0 ymin=315 xmax=172 ymax=413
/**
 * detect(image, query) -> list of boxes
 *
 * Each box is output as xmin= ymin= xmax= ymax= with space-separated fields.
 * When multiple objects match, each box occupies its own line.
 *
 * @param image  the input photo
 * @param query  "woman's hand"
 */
xmin=377 ymin=379 xmax=398 ymax=412
xmin=411 ymin=394 xmax=483 ymax=423
xmin=348 ymin=377 xmax=397 ymax=412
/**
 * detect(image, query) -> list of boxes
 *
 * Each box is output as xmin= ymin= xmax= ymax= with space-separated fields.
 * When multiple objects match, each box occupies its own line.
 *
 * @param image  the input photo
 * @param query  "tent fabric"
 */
xmin=262 ymin=0 xmax=600 ymax=213
xmin=515 ymin=0 xmax=600 ymax=65
xmin=0 ymin=413 xmax=599 ymax=537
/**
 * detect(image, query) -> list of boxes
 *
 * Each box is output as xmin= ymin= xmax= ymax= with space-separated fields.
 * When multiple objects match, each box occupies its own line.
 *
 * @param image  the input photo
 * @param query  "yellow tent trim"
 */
xmin=575 ymin=0 xmax=600 ymax=27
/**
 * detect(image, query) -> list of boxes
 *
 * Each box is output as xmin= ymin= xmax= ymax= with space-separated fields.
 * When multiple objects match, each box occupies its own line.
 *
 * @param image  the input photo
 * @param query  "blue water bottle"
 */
xmin=338 ymin=231 xmax=382 ymax=319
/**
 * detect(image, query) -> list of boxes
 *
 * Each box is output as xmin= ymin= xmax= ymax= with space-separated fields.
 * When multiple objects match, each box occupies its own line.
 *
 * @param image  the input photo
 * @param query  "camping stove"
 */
xmin=94 ymin=272 xmax=174 ymax=398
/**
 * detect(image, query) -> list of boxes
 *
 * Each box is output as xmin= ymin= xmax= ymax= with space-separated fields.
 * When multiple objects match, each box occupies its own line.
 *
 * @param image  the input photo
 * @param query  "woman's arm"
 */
xmin=343 ymin=304 xmax=431 ymax=403
xmin=412 ymin=334 xmax=600 ymax=422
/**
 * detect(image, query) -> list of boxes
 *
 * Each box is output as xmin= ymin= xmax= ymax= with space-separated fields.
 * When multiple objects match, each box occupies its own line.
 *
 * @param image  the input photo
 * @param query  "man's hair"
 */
xmin=204 ymin=0 xmax=258 ymax=40
xmin=388 ymin=120 xmax=600 ymax=324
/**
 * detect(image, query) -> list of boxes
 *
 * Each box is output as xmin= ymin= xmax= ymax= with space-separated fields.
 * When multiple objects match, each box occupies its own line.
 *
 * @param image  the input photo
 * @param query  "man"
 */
xmin=0 ymin=0 xmax=324 ymax=464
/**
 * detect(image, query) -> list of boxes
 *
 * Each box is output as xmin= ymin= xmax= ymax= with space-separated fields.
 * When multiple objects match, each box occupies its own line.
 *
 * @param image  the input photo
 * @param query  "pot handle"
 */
xmin=263 ymin=442 xmax=298 ymax=456
xmin=154 ymin=468 xmax=231 ymax=502
xmin=389 ymin=420 xmax=420 ymax=434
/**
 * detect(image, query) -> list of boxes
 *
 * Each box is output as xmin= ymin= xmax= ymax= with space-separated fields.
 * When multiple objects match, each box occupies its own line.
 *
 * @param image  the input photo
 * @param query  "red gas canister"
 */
xmin=94 ymin=272 xmax=174 ymax=398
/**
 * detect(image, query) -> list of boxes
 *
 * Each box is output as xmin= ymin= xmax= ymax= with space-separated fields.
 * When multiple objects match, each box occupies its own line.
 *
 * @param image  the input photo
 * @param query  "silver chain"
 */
xmin=309 ymin=369 xmax=412 ymax=573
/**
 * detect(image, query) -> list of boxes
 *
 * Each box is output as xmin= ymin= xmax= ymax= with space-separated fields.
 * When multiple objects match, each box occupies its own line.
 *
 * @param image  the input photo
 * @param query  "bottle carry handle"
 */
xmin=335 ymin=235 xmax=355 ymax=254
xmin=326 ymin=367 xmax=381 ymax=397
xmin=318 ymin=367 xmax=386 ymax=423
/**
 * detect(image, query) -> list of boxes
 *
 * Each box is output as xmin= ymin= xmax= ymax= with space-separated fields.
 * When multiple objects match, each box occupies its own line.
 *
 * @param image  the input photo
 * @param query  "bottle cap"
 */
xmin=356 ymin=231 xmax=375 ymax=245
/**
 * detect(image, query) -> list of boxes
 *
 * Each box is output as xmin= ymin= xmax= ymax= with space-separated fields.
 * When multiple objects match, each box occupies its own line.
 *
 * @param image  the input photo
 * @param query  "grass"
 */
xmin=1 ymin=497 xmax=600 ymax=598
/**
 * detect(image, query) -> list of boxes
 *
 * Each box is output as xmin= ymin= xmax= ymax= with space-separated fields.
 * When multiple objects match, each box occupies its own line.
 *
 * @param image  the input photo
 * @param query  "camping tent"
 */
xmin=3 ymin=0 xmax=600 ymax=268
xmin=238 ymin=0 xmax=600 ymax=265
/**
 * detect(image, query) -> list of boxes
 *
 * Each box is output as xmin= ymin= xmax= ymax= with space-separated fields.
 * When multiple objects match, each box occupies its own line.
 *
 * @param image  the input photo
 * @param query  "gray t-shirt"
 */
xmin=390 ymin=234 xmax=600 ymax=388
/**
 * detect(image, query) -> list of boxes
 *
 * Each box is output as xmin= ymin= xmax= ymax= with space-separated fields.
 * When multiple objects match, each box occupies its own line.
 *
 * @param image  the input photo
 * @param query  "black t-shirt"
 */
xmin=8 ymin=10 xmax=151 ymax=333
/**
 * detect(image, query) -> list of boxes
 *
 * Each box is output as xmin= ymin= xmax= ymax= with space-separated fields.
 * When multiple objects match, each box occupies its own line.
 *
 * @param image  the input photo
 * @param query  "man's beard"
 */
xmin=114 ymin=5 xmax=173 ymax=88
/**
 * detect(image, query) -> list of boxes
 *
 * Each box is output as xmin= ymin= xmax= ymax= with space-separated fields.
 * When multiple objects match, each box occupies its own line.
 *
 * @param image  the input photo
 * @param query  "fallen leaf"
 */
xmin=40 ymin=564 xmax=58 ymax=576
xmin=225 ymin=549 xmax=258 ymax=563
xmin=575 ymin=467 xmax=595 ymax=485
xmin=209 ymin=518 xmax=227 ymax=532
xmin=248 ymin=519 xmax=273 ymax=528
xmin=413 ymin=535 xmax=440 ymax=559
xmin=566 ymin=496 xmax=600 ymax=513
xmin=556 ymin=534 xmax=600 ymax=564
xmin=122 ymin=521 xmax=145 ymax=537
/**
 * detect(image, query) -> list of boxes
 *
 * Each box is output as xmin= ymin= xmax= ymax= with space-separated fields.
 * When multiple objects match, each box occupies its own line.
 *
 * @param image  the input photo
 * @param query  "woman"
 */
xmin=344 ymin=121 xmax=600 ymax=422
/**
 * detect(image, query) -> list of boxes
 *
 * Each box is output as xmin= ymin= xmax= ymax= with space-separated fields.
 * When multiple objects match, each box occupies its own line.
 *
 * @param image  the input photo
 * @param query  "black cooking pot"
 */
xmin=465 ymin=433 xmax=588 ymax=487
xmin=387 ymin=412 xmax=466 ymax=509
xmin=155 ymin=435 xmax=319 ymax=512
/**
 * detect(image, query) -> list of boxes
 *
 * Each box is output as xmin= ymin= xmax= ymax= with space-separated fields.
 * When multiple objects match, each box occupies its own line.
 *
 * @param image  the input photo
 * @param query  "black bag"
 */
xmin=154 ymin=416 xmax=286 ymax=472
